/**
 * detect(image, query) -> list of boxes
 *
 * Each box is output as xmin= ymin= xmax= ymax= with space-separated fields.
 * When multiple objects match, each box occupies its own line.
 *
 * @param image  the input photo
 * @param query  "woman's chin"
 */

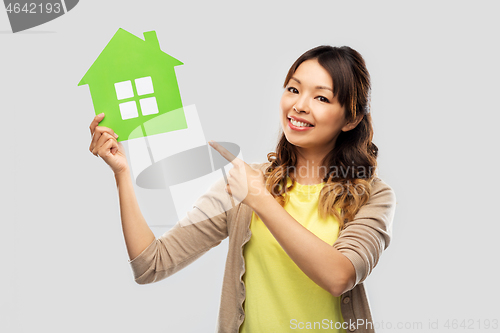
xmin=284 ymin=136 xmax=303 ymax=148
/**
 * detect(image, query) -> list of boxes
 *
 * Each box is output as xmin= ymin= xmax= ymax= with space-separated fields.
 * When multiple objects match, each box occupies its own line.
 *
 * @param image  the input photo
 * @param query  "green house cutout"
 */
xmin=79 ymin=28 xmax=187 ymax=141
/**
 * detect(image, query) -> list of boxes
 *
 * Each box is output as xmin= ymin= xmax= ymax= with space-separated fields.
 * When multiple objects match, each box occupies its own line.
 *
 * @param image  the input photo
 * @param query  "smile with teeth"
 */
xmin=289 ymin=117 xmax=313 ymax=127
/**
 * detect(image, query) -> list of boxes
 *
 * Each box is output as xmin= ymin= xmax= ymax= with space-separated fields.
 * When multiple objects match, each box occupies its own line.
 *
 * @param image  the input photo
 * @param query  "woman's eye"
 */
xmin=317 ymin=96 xmax=330 ymax=103
xmin=287 ymin=87 xmax=299 ymax=94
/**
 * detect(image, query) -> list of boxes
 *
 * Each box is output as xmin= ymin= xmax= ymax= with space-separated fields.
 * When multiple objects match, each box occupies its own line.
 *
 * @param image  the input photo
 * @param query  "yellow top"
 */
xmin=240 ymin=177 xmax=346 ymax=333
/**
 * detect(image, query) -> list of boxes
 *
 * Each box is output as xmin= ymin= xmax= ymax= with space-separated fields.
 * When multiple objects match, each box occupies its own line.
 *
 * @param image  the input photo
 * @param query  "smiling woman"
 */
xmin=236 ymin=46 xmax=395 ymax=333
xmin=269 ymin=45 xmax=377 ymax=228
xmin=88 ymin=45 xmax=396 ymax=333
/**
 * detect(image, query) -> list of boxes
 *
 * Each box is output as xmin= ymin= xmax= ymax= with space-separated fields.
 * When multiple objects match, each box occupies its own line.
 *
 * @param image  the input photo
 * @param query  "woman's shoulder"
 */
xmin=370 ymin=176 xmax=396 ymax=202
xmin=356 ymin=176 xmax=397 ymax=225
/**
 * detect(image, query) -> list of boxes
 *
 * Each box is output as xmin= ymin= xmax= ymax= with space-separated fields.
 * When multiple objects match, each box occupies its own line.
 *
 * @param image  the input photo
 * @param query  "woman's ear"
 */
xmin=341 ymin=114 xmax=364 ymax=132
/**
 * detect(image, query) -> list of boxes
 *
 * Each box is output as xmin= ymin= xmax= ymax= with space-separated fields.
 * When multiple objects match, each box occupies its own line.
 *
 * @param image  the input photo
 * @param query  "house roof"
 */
xmin=78 ymin=28 xmax=183 ymax=86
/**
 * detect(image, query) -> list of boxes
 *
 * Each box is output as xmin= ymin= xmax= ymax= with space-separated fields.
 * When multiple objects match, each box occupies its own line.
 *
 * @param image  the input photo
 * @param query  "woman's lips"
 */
xmin=288 ymin=118 xmax=314 ymax=131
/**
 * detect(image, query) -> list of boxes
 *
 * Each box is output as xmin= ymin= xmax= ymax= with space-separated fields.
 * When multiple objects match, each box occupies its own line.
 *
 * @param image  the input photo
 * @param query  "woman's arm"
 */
xmin=207 ymin=141 xmax=356 ymax=296
xmin=208 ymin=141 xmax=396 ymax=296
xmin=89 ymin=115 xmax=229 ymax=284
xmin=115 ymin=168 xmax=156 ymax=261
xmin=252 ymin=178 xmax=396 ymax=296
xmin=88 ymin=113 xmax=156 ymax=262
xmin=127 ymin=176 xmax=230 ymax=284
xmin=252 ymin=191 xmax=356 ymax=297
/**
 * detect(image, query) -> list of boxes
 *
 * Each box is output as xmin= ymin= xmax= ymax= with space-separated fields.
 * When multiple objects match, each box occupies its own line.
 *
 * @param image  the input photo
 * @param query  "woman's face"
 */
xmin=280 ymin=59 xmax=354 ymax=155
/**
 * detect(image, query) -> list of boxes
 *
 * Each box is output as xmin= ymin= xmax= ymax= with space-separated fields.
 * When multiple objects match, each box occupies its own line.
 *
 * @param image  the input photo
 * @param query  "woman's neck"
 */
xmin=290 ymin=155 xmax=328 ymax=185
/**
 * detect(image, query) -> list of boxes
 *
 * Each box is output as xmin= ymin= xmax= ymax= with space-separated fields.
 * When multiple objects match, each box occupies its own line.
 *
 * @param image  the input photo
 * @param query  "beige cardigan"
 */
xmin=128 ymin=161 xmax=397 ymax=333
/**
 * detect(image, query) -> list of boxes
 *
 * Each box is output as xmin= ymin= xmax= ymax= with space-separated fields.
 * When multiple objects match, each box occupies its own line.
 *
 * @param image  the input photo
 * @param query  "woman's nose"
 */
xmin=294 ymin=98 xmax=310 ymax=114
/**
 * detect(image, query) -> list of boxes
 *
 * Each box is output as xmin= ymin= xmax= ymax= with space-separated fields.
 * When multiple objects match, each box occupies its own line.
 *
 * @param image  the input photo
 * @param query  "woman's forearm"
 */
xmin=114 ymin=169 xmax=156 ymax=261
xmin=252 ymin=192 xmax=356 ymax=297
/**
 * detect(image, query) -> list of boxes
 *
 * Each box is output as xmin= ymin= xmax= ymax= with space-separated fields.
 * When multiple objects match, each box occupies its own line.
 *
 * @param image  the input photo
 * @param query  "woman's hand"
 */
xmin=89 ymin=113 xmax=129 ymax=175
xmin=209 ymin=140 xmax=269 ymax=209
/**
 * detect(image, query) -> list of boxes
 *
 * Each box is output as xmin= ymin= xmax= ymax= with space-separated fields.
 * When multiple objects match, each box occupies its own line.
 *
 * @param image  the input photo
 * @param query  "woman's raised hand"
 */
xmin=89 ymin=113 xmax=129 ymax=175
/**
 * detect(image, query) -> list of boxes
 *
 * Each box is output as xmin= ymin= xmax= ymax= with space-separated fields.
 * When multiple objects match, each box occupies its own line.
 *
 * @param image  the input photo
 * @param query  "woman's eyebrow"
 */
xmin=316 ymin=85 xmax=333 ymax=93
xmin=290 ymin=77 xmax=333 ymax=92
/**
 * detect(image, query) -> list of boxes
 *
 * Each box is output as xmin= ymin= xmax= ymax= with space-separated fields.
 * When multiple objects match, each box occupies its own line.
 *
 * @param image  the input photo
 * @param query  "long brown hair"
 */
xmin=265 ymin=45 xmax=377 ymax=230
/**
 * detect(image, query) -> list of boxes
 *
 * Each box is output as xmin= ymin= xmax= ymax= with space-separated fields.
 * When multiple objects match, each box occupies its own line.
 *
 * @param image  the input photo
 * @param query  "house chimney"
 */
xmin=144 ymin=31 xmax=160 ymax=49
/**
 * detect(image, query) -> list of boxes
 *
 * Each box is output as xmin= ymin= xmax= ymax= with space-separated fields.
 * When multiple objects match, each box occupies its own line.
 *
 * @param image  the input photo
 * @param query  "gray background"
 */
xmin=2 ymin=1 xmax=499 ymax=332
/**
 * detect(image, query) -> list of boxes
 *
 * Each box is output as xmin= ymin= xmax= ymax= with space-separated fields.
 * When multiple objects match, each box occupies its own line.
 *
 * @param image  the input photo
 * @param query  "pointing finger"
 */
xmin=208 ymin=140 xmax=242 ymax=166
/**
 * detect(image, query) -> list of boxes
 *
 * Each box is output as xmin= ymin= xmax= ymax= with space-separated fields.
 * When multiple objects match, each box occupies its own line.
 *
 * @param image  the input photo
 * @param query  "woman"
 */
xmin=88 ymin=45 xmax=396 ymax=333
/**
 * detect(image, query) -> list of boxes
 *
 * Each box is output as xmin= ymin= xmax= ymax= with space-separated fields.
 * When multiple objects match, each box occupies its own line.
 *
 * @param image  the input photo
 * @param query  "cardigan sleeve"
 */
xmin=128 ymin=175 xmax=233 ymax=285
xmin=332 ymin=178 xmax=397 ymax=287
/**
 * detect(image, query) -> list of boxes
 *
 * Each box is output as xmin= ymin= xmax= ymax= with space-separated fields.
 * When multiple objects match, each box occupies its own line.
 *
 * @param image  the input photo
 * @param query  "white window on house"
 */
xmin=114 ymin=76 xmax=159 ymax=120
xmin=114 ymin=80 xmax=134 ymax=100
xmin=135 ymin=77 xmax=154 ymax=95
xmin=139 ymin=97 xmax=159 ymax=116
xmin=119 ymin=101 xmax=139 ymax=120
